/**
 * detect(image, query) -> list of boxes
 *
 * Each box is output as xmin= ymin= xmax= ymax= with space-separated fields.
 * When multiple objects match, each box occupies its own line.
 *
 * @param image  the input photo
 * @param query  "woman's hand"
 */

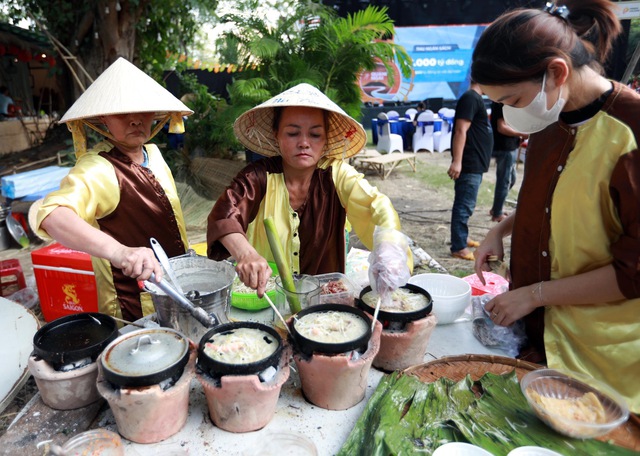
xmin=219 ymin=233 xmax=272 ymax=297
xmin=483 ymin=283 xmax=541 ymax=326
xmin=235 ymin=252 xmax=272 ymax=298
xmin=41 ymin=206 xmax=163 ymax=283
xmin=473 ymin=231 xmax=505 ymax=284
xmin=474 ymin=213 xmax=515 ymax=284
xmin=110 ymin=246 xmax=162 ymax=282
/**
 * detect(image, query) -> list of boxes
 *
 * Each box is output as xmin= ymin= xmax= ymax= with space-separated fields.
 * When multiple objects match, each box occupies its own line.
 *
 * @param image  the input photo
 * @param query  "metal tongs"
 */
xmin=146 ymin=237 xmax=217 ymax=328
xmin=145 ymin=272 xmax=218 ymax=329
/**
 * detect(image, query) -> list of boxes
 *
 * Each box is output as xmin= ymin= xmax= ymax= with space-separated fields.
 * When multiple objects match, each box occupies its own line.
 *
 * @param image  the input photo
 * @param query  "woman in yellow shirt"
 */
xmin=207 ymin=83 xmax=405 ymax=297
xmin=37 ymin=58 xmax=192 ymax=321
xmin=472 ymin=0 xmax=640 ymax=412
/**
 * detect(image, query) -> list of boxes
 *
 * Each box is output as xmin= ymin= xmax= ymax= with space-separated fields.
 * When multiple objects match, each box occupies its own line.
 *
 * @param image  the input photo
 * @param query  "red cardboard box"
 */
xmin=31 ymin=243 xmax=99 ymax=322
xmin=1 ymin=259 xmax=26 ymax=297
xmin=462 ymin=271 xmax=509 ymax=296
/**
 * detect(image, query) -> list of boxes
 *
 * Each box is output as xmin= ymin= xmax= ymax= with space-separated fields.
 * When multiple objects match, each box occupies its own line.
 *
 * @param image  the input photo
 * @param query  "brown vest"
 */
xmin=98 ymin=147 xmax=185 ymax=320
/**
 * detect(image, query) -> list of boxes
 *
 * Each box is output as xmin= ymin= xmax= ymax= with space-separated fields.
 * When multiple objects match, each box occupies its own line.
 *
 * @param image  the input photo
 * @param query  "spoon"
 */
xmin=371 ymin=296 xmax=382 ymax=332
xmin=263 ymin=293 xmax=293 ymax=338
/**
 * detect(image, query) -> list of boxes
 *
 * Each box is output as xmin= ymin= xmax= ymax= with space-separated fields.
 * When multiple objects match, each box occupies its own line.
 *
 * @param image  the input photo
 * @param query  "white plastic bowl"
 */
xmin=408 ymin=273 xmax=471 ymax=324
xmin=432 ymin=442 xmax=494 ymax=456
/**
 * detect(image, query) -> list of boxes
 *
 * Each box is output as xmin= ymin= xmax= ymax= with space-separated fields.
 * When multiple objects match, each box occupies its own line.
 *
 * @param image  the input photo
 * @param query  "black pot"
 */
xmin=289 ymin=303 xmax=372 ymax=356
xmin=32 ymin=312 xmax=119 ymax=369
xmin=357 ymin=284 xmax=433 ymax=324
xmin=197 ymin=322 xmax=283 ymax=378
xmin=101 ymin=328 xmax=190 ymax=388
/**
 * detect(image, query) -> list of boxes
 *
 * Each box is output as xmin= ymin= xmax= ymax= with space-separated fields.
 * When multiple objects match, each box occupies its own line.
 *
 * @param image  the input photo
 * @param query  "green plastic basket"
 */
xmin=231 ymin=262 xmax=278 ymax=311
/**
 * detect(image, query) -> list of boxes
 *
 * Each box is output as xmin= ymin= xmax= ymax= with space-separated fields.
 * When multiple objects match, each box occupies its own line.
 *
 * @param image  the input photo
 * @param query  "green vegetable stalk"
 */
xmin=263 ymin=217 xmax=300 ymax=313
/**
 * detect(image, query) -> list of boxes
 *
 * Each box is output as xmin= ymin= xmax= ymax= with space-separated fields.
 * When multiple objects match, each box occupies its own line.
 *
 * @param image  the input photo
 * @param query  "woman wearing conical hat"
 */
xmin=207 ymin=83 xmax=408 ymax=297
xmin=36 ymin=57 xmax=193 ymax=322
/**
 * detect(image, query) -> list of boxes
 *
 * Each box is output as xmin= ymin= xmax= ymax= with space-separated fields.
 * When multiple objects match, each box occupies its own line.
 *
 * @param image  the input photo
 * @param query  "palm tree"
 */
xmin=219 ymin=2 xmax=412 ymax=120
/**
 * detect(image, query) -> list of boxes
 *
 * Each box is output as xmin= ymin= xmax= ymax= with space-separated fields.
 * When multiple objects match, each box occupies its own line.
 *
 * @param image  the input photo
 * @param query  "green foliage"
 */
xmin=3 ymin=0 xmax=217 ymax=79
xmin=136 ymin=0 xmax=218 ymax=79
xmin=166 ymin=70 xmax=239 ymax=160
xmin=219 ymin=2 xmax=413 ymax=120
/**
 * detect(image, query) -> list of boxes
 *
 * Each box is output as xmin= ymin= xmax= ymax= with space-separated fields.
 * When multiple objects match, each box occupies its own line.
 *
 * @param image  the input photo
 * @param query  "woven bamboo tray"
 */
xmin=403 ymin=354 xmax=640 ymax=451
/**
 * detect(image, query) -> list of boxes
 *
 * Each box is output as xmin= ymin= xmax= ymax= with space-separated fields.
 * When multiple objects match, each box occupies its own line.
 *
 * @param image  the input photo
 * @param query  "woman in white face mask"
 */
xmin=470 ymin=0 xmax=640 ymax=414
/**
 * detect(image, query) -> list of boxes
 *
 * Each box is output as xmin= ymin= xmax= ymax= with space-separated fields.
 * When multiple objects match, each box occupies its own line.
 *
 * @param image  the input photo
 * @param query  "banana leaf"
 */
xmin=338 ymin=371 xmax=637 ymax=456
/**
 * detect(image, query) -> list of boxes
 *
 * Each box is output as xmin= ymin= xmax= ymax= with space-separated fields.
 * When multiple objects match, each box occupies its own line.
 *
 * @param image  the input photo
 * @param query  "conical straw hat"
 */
xmin=60 ymin=57 xmax=193 ymax=125
xmin=233 ymin=83 xmax=366 ymax=159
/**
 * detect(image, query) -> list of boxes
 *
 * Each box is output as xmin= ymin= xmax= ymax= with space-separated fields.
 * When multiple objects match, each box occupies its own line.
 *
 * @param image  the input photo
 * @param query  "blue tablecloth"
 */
xmin=371 ymin=118 xmax=414 ymax=150
xmin=372 ymin=118 xmax=443 ymax=150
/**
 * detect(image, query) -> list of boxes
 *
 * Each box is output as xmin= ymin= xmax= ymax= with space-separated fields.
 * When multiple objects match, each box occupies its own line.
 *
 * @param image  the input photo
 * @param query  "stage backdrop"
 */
xmin=359 ymin=24 xmax=488 ymax=104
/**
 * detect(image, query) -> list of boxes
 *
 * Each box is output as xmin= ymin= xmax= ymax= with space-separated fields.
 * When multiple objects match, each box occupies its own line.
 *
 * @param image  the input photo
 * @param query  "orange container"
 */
xmin=31 ymin=243 xmax=98 ymax=322
xmin=1 ymin=258 xmax=26 ymax=297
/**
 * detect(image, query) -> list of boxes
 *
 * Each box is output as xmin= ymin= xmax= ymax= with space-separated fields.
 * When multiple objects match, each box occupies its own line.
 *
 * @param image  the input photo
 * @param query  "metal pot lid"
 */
xmin=102 ymin=327 xmax=189 ymax=378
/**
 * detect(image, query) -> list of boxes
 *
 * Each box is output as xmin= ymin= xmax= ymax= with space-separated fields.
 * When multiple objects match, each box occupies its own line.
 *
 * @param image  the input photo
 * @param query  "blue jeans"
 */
xmin=451 ymin=172 xmax=483 ymax=252
xmin=491 ymin=149 xmax=517 ymax=217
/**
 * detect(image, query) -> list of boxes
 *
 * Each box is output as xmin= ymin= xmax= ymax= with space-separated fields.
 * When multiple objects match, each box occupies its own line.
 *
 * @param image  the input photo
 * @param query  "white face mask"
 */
xmin=503 ymin=73 xmax=565 ymax=134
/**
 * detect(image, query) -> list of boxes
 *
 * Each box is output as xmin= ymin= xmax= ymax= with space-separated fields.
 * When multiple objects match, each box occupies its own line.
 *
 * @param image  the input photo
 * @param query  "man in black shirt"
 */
xmin=489 ymin=101 xmax=524 ymax=222
xmin=448 ymin=82 xmax=493 ymax=260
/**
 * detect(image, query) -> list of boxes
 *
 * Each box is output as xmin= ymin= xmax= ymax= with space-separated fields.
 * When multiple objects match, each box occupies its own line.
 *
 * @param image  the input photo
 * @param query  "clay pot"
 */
xmin=373 ymin=313 xmax=437 ymax=371
xmin=32 ymin=312 xmax=119 ymax=370
xmin=100 ymin=327 xmax=190 ymax=388
xmin=28 ymin=356 xmax=101 ymax=410
xmin=96 ymin=342 xmax=197 ymax=444
xmin=357 ymin=284 xmax=433 ymax=326
xmin=293 ymin=320 xmax=382 ymax=411
xmin=197 ymin=345 xmax=291 ymax=433
xmin=290 ymin=304 xmax=372 ymax=357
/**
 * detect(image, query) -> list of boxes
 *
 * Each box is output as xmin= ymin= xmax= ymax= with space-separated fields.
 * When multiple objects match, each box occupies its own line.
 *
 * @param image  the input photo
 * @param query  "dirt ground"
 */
xmin=0 ymin=149 xmax=522 ymax=434
xmin=358 ymin=151 xmax=520 ymax=276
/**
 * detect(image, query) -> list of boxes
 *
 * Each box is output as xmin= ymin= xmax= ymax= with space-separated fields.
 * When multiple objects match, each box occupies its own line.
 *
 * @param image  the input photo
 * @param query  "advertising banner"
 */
xmin=614 ymin=1 xmax=640 ymax=19
xmin=359 ymin=24 xmax=487 ymax=103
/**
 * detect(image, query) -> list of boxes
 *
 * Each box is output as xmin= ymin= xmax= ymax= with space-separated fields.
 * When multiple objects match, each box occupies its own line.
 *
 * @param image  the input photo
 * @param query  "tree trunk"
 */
xmin=65 ymin=0 xmax=146 ymax=99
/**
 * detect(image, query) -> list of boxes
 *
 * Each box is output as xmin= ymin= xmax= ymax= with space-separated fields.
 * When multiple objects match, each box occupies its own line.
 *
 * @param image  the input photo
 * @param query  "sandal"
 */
xmin=467 ymin=239 xmax=480 ymax=248
xmin=452 ymin=250 xmax=475 ymax=261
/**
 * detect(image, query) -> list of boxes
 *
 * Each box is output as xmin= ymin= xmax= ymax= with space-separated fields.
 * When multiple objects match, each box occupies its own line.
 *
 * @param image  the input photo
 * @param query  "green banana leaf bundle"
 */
xmin=338 ymin=371 xmax=635 ymax=456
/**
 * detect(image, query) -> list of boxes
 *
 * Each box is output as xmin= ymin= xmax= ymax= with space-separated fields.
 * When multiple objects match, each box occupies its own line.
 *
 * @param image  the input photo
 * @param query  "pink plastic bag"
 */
xmin=462 ymin=271 xmax=509 ymax=296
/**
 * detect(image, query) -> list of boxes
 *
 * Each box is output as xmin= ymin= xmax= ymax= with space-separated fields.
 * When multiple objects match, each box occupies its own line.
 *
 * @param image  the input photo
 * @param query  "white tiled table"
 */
xmin=122 ymin=320 xmax=507 ymax=456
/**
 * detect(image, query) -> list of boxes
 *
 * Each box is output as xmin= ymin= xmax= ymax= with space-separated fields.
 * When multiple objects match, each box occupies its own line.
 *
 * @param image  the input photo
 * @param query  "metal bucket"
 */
xmin=145 ymin=253 xmax=236 ymax=342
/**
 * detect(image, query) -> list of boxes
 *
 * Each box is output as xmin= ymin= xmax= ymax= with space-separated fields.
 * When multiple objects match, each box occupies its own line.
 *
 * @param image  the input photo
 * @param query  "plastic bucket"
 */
xmin=145 ymin=253 xmax=236 ymax=342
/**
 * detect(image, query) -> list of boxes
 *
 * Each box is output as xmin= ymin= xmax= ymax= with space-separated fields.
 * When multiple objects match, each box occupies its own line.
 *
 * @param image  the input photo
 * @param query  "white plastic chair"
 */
xmin=434 ymin=108 xmax=454 ymax=153
xmin=412 ymin=111 xmax=435 ymax=153
xmin=376 ymin=112 xmax=403 ymax=154
xmin=386 ymin=110 xmax=400 ymax=120
xmin=404 ymin=108 xmax=418 ymax=121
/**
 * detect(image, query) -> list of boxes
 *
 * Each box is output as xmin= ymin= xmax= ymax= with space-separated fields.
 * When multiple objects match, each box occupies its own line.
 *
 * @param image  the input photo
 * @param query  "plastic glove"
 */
xmin=368 ymin=227 xmax=411 ymax=306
